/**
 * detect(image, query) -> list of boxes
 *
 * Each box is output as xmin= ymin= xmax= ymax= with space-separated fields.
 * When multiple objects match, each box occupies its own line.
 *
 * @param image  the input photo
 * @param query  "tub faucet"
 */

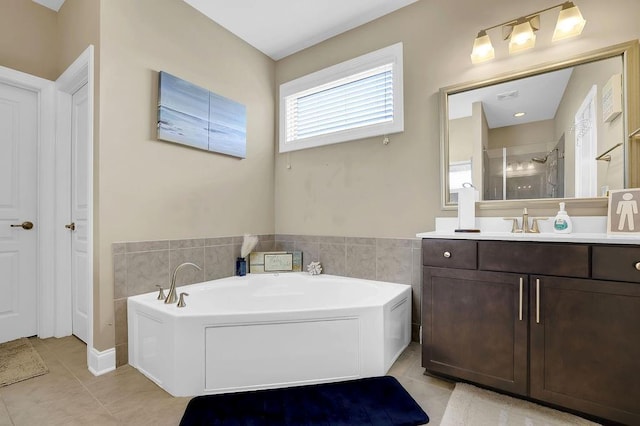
xmin=165 ymin=262 xmax=201 ymax=304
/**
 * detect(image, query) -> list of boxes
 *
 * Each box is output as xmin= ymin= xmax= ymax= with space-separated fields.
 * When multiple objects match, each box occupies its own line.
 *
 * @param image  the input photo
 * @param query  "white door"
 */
xmin=574 ymin=85 xmax=598 ymax=198
xmin=0 ymin=82 xmax=38 ymax=343
xmin=70 ymin=83 xmax=89 ymax=343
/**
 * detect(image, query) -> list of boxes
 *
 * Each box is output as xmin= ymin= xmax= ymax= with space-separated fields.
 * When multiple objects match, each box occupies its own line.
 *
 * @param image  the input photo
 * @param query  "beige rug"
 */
xmin=441 ymin=383 xmax=600 ymax=426
xmin=0 ymin=338 xmax=48 ymax=387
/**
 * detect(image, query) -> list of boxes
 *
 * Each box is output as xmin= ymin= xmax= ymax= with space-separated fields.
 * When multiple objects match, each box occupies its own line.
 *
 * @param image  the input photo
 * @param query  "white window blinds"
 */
xmin=285 ymin=64 xmax=394 ymax=142
xmin=279 ymin=43 xmax=403 ymax=153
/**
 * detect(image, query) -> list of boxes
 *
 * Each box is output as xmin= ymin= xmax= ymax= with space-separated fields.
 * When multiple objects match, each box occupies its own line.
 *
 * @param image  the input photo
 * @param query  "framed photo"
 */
xmin=607 ymin=188 xmax=640 ymax=234
xmin=248 ymin=251 xmax=302 ymax=273
xmin=264 ymin=253 xmax=294 ymax=272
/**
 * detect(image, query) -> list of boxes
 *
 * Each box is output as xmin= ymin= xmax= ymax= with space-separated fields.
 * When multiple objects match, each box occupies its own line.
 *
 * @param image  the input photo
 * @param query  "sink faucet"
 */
xmin=504 ymin=208 xmax=548 ymax=233
xmin=521 ymin=208 xmax=530 ymax=233
xmin=165 ymin=262 xmax=201 ymax=304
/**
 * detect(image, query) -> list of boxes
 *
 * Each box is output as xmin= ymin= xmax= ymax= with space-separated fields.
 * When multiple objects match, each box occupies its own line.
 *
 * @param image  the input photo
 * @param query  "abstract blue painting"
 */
xmin=157 ymin=71 xmax=246 ymax=158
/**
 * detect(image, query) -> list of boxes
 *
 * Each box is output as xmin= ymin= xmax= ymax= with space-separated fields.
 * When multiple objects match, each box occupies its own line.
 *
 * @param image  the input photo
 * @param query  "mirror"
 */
xmin=441 ymin=41 xmax=640 ymax=208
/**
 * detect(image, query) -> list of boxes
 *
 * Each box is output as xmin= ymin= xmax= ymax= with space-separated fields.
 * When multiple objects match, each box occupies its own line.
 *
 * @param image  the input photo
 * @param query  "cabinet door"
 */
xmin=422 ymin=267 xmax=528 ymax=395
xmin=530 ymin=276 xmax=640 ymax=425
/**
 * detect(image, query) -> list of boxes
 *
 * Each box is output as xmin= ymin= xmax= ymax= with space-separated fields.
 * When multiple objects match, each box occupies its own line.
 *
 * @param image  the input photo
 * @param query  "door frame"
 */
xmin=55 ymin=46 xmax=98 ymax=368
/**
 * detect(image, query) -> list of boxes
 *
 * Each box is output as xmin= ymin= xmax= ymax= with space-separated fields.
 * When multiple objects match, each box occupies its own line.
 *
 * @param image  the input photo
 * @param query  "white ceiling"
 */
xmin=33 ymin=0 xmax=418 ymax=60
xmin=183 ymin=0 xmax=419 ymax=60
xmin=448 ymin=68 xmax=574 ymax=129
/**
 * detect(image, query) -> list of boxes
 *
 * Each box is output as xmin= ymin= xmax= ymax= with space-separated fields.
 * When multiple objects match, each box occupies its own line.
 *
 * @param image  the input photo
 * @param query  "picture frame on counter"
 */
xmin=607 ymin=188 xmax=640 ymax=234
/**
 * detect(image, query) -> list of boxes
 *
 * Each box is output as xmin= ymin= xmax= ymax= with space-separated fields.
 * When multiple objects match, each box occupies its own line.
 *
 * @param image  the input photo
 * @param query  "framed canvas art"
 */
xmin=157 ymin=71 xmax=246 ymax=158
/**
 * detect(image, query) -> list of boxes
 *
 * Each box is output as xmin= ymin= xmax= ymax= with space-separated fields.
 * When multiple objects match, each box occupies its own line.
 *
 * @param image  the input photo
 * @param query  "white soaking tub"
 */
xmin=127 ymin=273 xmax=411 ymax=397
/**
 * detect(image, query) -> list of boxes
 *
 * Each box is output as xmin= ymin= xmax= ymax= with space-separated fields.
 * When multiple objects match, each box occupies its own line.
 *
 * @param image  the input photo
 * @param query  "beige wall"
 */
xmin=489 ymin=120 xmax=556 ymax=151
xmin=449 ymin=117 xmax=473 ymax=163
xmin=57 ymin=0 xmax=100 ymax=75
xmin=471 ymin=102 xmax=488 ymax=191
xmin=0 ymin=0 xmax=58 ymax=80
xmin=0 ymin=0 xmax=98 ymax=79
xmin=274 ymin=0 xmax=640 ymax=236
xmin=554 ymin=56 xmax=624 ymax=197
xmin=96 ymin=0 xmax=275 ymax=349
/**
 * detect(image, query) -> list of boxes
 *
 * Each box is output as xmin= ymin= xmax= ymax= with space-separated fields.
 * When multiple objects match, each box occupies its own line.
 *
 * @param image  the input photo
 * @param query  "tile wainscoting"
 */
xmin=113 ymin=234 xmax=422 ymax=367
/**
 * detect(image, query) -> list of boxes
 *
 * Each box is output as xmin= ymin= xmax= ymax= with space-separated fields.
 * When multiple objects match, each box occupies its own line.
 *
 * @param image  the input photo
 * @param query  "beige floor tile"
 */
xmin=113 ymin=395 xmax=190 ymax=426
xmin=0 ymin=399 xmax=12 ymax=426
xmin=84 ymin=368 xmax=165 ymax=407
xmin=0 ymin=362 xmax=84 ymax=406
xmin=8 ymin=388 xmax=105 ymax=426
xmin=395 ymin=375 xmax=452 ymax=424
xmin=38 ymin=336 xmax=81 ymax=352
xmin=101 ymin=388 xmax=177 ymax=415
xmin=51 ymin=410 xmax=120 ymax=426
xmin=2 ymin=337 xmax=451 ymax=425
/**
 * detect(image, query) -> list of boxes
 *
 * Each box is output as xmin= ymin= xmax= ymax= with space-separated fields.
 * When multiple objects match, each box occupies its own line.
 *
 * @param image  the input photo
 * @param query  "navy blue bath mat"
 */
xmin=180 ymin=376 xmax=429 ymax=426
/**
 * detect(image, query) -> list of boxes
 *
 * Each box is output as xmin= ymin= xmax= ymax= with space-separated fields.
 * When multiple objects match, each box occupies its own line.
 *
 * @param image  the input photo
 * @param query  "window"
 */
xmin=279 ymin=43 xmax=404 ymax=153
xmin=449 ymin=161 xmax=473 ymax=203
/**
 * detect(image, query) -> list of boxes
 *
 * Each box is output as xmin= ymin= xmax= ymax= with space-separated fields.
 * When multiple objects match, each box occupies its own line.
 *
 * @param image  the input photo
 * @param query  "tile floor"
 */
xmin=0 ymin=337 xmax=454 ymax=425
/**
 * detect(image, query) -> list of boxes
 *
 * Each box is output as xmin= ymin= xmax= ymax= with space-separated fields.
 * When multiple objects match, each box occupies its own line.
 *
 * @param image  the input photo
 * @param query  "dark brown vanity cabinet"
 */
xmin=422 ymin=267 xmax=529 ymax=396
xmin=530 ymin=275 xmax=640 ymax=424
xmin=422 ymin=239 xmax=640 ymax=425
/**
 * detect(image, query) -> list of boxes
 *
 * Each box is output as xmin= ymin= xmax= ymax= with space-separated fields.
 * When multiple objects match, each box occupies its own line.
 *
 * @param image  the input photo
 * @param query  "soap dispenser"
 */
xmin=553 ymin=202 xmax=573 ymax=233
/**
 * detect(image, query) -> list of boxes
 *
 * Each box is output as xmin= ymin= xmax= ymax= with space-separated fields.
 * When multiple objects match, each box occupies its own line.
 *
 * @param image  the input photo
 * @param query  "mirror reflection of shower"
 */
xmin=531 ymin=154 xmax=550 ymax=164
xmin=484 ymin=138 xmax=565 ymax=201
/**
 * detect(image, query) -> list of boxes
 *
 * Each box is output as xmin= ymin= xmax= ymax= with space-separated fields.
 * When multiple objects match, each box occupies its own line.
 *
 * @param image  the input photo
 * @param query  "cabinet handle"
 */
xmin=443 ymin=251 xmax=451 ymax=258
xmin=519 ymin=277 xmax=523 ymax=321
xmin=635 ymin=261 xmax=640 ymax=271
xmin=536 ymin=278 xmax=540 ymax=324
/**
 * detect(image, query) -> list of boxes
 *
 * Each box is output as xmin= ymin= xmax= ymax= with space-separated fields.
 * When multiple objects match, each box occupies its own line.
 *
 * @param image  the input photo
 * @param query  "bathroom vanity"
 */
xmin=418 ymin=227 xmax=640 ymax=424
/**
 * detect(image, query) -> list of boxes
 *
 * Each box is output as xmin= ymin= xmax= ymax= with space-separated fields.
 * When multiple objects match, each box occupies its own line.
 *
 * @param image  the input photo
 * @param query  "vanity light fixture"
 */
xmin=508 ymin=17 xmax=538 ymax=54
xmin=470 ymin=30 xmax=495 ymax=64
xmin=552 ymin=2 xmax=587 ymax=41
xmin=470 ymin=1 xmax=586 ymax=64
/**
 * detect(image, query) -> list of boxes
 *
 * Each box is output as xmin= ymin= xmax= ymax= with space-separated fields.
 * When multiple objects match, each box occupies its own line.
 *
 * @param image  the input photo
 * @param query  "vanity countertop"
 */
xmin=417 ymin=217 xmax=640 ymax=245
xmin=416 ymin=230 xmax=640 ymax=245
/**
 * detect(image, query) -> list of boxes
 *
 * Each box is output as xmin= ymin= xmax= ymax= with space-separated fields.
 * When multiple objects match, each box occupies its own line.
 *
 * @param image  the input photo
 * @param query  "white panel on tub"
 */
xmin=136 ymin=312 xmax=164 ymax=385
xmin=205 ymin=317 xmax=360 ymax=392
xmin=385 ymin=297 xmax=410 ymax=370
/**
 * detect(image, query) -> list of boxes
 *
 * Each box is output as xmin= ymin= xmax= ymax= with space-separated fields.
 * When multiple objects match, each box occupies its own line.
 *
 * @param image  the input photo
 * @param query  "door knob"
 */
xmin=65 ymin=222 xmax=76 ymax=231
xmin=10 ymin=221 xmax=34 ymax=230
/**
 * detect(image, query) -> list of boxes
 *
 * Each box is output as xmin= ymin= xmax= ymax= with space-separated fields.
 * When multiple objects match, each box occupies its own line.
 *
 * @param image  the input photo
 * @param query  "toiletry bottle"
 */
xmin=553 ymin=202 xmax=573 ymax=233
xmin=235 ymin=257 xmax=247 ymax=276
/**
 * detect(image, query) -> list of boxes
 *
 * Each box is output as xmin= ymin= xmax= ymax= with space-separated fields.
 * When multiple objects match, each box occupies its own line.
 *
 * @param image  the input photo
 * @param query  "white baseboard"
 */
xmin=87 ymin=346 xmax=116 ymax=376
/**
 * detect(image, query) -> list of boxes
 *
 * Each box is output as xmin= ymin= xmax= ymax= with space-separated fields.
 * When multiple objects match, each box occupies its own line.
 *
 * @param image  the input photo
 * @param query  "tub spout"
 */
xmin=165 ymin=262 xmax=201 ymax=304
